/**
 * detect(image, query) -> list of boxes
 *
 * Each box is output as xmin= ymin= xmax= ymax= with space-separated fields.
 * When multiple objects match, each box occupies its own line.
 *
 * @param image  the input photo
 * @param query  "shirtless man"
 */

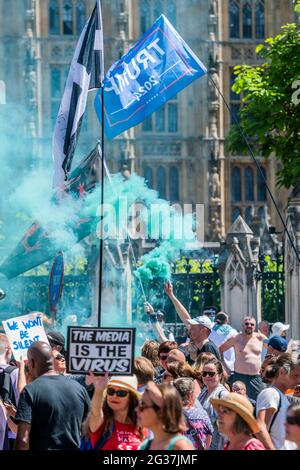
xmin=219 ymin=316 xmax=266 ymax=401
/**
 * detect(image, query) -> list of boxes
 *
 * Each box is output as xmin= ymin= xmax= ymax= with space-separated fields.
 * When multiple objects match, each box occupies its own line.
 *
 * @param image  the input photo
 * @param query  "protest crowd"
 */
xmin=1 ymin=282 xmax=300 ymax=452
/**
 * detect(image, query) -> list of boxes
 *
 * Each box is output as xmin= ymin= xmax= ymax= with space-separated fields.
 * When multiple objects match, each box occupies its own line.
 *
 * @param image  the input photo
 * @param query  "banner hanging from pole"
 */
xmin=94 ymin=14 xmax=207 ymax=139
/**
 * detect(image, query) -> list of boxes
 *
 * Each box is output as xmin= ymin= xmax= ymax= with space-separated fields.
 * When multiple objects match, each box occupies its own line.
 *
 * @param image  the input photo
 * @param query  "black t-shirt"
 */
xmin=197 ymin=340 xmax=222 ymax=361
xmin=15 ymin=374 xmax=90 ymax=450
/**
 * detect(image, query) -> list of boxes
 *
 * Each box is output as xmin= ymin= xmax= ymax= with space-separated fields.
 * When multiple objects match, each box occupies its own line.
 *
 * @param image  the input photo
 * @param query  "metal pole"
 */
xmin=97 ymin=86 xmax=105 ymax=327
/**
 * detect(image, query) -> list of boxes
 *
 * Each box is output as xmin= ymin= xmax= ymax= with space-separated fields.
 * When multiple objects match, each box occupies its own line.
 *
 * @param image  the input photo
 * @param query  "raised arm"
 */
xmin=87 ymin=372 xmax=109 ymax=433
xmin=164 ymin=281 xmax=191 ymax=328
xmin=144 ymin=302 xmax=169 ymax=344
xmin=219 ymin=336 xmax=236 ymax=353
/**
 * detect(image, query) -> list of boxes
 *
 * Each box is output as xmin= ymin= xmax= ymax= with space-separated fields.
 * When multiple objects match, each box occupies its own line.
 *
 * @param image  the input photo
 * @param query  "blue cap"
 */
xmin=268 ymin=335 xmax=288 ymax=352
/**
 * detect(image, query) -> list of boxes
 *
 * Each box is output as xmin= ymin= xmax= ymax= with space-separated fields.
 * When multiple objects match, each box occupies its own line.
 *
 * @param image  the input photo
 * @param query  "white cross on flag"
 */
xmin=52 ymin=0 xmax=104 ymax=187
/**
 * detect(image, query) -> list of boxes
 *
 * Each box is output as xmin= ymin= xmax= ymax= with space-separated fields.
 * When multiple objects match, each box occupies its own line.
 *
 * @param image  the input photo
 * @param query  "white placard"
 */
xmin=67 ymin=327 xmax=135 ymax=375
xmin=2 ymin=312 xmax=50 ymax=361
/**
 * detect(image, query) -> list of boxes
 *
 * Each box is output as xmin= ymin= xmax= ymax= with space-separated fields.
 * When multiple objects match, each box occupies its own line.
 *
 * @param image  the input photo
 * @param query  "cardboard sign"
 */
xmin=2 ymin=312 xmax=49 ymax=360
xmin=94 ymin=14 xmax=207 ymax=139
xmin=67 ymin=327 xmax=135 ymax=375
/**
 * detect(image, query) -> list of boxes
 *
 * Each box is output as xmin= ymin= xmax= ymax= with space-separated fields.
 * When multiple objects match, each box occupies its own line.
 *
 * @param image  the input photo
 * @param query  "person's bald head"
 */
xmin=27 ymin=341 xmax=54 ymax=379
xmin=166 ymin=348 xmax=186 ymax=365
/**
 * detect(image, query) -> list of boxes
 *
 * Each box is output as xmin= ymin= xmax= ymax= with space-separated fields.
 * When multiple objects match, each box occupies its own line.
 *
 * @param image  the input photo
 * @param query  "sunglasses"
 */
xmin=138 ymin=402 xmax=154 ymax=412
xmin=54 ymin=353 xmax=65 ymax=361
xmin=159 ymin=354 xmax=169 ymax=360
xmin=286 ymin=416 xmax=300 ymax=426
xmin=138 ymin=401 xmax=160 ymax=412
xmin=107 ymin=388 xmax=129 ymax=398
xmin=245 ymin=322 xmax=255 ymax=326
xmin=202 ymin=371 xmax=217 ymax=378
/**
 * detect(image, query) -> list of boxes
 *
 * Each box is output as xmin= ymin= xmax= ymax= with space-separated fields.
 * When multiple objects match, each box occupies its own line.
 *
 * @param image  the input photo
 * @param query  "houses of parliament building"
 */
xmin=0 ymin=0 xmax=296 ymax=244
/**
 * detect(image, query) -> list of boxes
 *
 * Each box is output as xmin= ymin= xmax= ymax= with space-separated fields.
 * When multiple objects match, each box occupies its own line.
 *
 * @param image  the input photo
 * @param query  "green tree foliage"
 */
xmin=227 ymin=15 xmax=300 ymax=188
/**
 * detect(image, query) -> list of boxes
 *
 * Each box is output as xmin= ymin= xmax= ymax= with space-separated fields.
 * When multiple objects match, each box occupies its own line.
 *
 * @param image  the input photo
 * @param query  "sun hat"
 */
xmin=187 ymin=315 xmax=213 ymax=331
xmin=210 ymin=392 xmax=260 ymax=434
xmin=108 ymin=375 xmax=140 ymax=397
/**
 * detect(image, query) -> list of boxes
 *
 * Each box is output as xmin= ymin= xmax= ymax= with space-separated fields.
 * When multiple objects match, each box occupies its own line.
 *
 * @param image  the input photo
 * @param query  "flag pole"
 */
xmin=97 ymin=85 xmax=105 ymax=327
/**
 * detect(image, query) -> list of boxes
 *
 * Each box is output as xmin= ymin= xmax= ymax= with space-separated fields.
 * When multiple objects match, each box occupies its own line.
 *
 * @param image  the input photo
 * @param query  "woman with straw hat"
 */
xmin=86 ymin=373 xmax=144 ymax=450
xmin=210 ymin=393 xmax=265 ymax=450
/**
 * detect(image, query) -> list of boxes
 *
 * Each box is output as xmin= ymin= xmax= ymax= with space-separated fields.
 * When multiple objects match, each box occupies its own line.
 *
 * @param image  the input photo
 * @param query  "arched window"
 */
xmin=144 ymin=166 xmax=153 ymax=188
xmin=155 ymin=107 xmax=165 ymax=132
xmin=63 ymin=0 xmax=73 ymax=35
xmin=76 ymin=1 xmax=86 ymax=35
xmin=230 ymin=69 xmax=240 ymax=100
xmin=257 ymin=167 xmax=267 ymax=201
xmin=168 ymin=103 xmax=178 ymax=132
xmin=231 ymin=207 xmax=241 ymax=223
xmin=157 ymin=167 xmax=166 ymax=199
xmin=49 ymin=0 xmax=59 ymax=35
xmin=142 ymin=115 xmax=153 ymax=132
xmin=140 ymin=0 xmax=151 ymax=34
xmin=243 ymin=0 xmax=252 ymax=38
xmin=169 ymin=166 xmax=179 ymax=201
xmin=154 ymin=0 xmax=163 ymax=20
xmin=257 ymin=206 xmax=266 ymax=220
xmin=167 ymin=0 xmax=176 ymax=26
xmin=255 ymin=0 xmax=265 ymax=38
xmin=51 ymin=68 xmax=61 ymax=99
xmin=245 ymin=206 xmax=253 ymax=225
xmin=245 ymin=166 xmax=254 ymax=201
xmin=229 ymin=0 xmax=240 ymax=38
xmin=231 ymin=167 xmax=242 ymax=202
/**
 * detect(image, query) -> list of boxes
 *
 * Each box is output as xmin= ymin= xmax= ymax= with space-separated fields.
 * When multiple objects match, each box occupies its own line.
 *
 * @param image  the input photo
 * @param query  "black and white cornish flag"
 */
xmin=52 ymin=0 xmax=104 ymax=187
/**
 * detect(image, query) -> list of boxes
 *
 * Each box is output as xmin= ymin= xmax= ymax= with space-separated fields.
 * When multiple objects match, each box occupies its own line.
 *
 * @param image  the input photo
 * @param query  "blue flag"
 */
xmin=94 ymin=15 xmax=207 ymax=139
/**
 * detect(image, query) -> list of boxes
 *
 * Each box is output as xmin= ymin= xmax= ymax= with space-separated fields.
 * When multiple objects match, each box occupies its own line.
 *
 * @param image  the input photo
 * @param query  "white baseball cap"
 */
xmin=271 ymin=322 xmax=290 ymax=337
xmin=187 ymin=315 xmax=213 ymax=331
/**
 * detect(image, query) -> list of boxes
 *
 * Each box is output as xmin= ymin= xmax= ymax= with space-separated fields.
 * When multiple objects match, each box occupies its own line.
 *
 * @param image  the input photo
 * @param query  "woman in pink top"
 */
xmin=210 ymin=392 xmax=265 ymax=450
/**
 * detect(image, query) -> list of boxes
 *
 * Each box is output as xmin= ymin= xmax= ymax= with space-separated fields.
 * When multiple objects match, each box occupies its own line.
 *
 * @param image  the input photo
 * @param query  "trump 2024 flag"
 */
xmin=52 ymin=0 xmax=104 ymax=187
xmin=94 ymin=14 xmax=207 ymax=139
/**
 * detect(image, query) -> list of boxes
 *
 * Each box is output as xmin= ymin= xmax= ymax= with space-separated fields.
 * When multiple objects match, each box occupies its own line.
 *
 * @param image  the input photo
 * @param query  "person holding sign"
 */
xmin=87 ymin=373 xmax=144 ymax=450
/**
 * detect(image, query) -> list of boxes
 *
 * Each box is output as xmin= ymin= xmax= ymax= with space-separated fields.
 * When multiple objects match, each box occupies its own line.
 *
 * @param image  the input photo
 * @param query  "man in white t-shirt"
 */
xmin=209 ymin=312 xmax=238 ymax=373
xmin=255 ymin=354 xmax=300 ymax=450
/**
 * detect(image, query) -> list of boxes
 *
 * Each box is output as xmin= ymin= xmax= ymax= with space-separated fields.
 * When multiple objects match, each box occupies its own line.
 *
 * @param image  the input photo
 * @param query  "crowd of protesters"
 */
xmin=1 ymin=282 xmax=300 ymax=451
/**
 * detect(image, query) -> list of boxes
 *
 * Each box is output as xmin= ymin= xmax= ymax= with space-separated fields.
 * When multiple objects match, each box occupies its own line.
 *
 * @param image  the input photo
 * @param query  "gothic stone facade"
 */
xmin=0 ymin=0 xmax=295 ymax=244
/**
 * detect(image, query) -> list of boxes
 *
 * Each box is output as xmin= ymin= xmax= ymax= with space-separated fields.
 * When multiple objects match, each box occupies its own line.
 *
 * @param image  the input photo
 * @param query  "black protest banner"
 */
xmin=67 ymin=327 xmax=135 ymax=375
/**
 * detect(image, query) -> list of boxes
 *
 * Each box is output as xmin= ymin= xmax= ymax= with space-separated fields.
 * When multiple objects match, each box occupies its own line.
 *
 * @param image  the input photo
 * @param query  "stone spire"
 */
xmin=218 ymin=215 xmax=261 ymax=328
xmin=207 ymin=0 xmax=223 ymax=242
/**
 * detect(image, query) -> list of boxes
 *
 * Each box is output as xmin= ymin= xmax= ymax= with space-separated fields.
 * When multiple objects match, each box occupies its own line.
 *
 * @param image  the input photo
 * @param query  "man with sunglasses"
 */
xmin=155 ymin=341 xmax=178 ymax=384
xmin=219 ymin=316 xmax=267 ymax=401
